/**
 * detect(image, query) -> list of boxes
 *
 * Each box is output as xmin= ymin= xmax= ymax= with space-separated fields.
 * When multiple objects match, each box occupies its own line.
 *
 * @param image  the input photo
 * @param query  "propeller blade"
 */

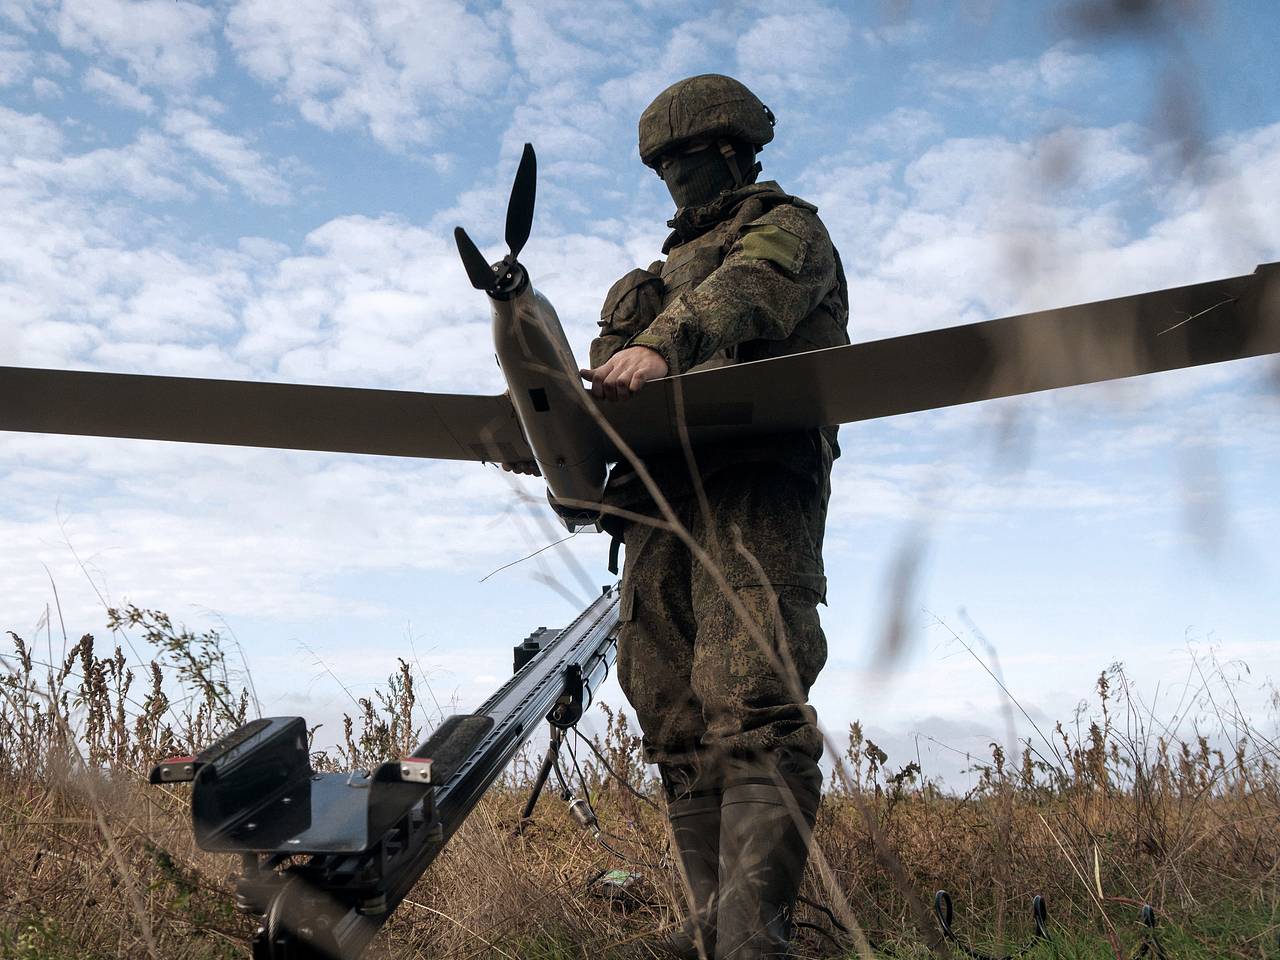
xmin=505 ymin=143 xmax=537 ymax=260
xmin=0 ymin=366 xmax=532 ymax=463
xmin=602 ymin=262 xmax=1280 ymax=456
xmin=454 ymin=226 xmax=496 ymax=291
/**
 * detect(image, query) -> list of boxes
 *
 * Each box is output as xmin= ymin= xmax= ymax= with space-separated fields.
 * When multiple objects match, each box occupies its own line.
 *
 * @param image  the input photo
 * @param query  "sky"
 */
xmin=2 ymin=0 xmax=1278 ymax=788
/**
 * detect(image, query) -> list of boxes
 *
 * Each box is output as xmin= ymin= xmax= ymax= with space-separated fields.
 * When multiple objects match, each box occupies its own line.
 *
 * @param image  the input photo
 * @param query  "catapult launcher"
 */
xmin=149 ymin=586 xmax=621 ymax=960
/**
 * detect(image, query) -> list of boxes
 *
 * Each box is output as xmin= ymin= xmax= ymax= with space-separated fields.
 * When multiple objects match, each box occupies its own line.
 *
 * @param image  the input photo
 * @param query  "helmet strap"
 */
xmin=718 ymin=140 xmax=761 ymax=187
xmin=718 ymin=140 xmax=744 ymax=187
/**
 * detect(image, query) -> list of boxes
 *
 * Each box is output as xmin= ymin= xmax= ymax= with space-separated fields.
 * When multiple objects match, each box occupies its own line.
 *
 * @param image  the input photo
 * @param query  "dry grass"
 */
xmin=2 ymin=608 xmax=1278 ymax=959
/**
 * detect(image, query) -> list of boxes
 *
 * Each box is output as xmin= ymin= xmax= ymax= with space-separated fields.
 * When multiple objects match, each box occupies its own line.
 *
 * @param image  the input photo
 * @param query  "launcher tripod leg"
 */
xmin=520 ymin=726 xmax=566 ymax=822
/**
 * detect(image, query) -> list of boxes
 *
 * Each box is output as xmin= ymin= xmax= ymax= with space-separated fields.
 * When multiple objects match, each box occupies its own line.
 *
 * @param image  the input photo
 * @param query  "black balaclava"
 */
xmin=661 ymin=145 xmax=737 ymax=210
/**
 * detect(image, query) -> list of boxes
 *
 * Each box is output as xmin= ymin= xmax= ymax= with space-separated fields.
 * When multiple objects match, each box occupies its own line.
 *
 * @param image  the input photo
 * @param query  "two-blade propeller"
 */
xmin=454 ymin=143 xmax=537 ymax=294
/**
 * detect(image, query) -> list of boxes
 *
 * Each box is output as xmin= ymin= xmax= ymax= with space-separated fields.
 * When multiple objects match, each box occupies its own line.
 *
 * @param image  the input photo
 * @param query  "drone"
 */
xmin=1 ymin=145 xmax=1276 ymax=959
xmin=4 ymin=143 xmax=1275 ymax=532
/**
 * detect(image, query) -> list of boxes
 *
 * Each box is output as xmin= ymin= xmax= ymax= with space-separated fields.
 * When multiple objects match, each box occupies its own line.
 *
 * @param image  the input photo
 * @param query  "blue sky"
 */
xmin=2 ymin=0 xmax=1278 ymax=785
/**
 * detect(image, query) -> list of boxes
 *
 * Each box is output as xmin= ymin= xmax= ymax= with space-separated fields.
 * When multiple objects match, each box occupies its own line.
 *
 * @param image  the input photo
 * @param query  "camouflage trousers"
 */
xmin=615 ymin=463 xmax=830 ymax=767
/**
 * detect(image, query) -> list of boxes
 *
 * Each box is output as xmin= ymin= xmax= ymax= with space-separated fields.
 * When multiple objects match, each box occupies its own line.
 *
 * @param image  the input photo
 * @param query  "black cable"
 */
xmin=567 ymin=729 xmax=592 ymax=800
xmin=934 ymin=890 xmax=1050 ymax=960
xmin=797 ymin=894 xmax=851 ymax=934
xmin=561 ymin=728 xmax=666 ymax=872
xmin=1130 ymin=905 xmax=1167 ymax=960
xmin=551 ymin=752 xmax=572 ymax=800
xmin=794 ymin=920 xmax=847 ymax=950
xmin=577 ymin=730 xmax=661 ymax=809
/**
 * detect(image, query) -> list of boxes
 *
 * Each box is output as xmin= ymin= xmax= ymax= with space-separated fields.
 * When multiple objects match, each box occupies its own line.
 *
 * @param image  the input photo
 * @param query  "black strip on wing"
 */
xmin=0 ymin=367 xmax=532 ymax=462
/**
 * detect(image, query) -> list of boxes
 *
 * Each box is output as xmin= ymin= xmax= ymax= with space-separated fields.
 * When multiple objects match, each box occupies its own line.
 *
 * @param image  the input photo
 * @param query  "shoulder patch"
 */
xmin=737 ymin=223 xmax=807 ymax=274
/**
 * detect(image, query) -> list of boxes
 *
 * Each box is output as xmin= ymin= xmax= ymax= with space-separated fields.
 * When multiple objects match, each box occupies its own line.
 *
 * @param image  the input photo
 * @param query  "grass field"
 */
xmin=2 ymin=605 xmax=1278 ymax=958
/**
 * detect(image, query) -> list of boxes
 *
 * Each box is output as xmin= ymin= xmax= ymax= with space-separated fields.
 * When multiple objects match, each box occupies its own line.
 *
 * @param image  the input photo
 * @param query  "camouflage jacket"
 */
xmin=591 ymin=180 xmax=850 ymax=514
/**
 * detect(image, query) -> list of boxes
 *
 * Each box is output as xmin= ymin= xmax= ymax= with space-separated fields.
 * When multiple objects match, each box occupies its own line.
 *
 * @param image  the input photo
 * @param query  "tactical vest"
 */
xmin=657 ymin=214 xmax=744 ymax=371
xmin=595 ymin=182 xmax=848 ymax=522
xmin=657 ymin=183 xmax=848 ymax=372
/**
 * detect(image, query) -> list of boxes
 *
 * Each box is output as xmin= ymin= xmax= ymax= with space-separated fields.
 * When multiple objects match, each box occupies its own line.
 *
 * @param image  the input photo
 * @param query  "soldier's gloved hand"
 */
xmin=500 ymin=460 xmax=541 ymax=476
xmin=580 ymin=345 xmax=669 ymax=402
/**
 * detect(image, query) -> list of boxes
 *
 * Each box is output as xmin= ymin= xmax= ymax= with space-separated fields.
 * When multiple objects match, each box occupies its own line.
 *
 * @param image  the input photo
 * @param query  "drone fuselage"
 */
xmin=489 ymin=266 xmax=607 ymax=527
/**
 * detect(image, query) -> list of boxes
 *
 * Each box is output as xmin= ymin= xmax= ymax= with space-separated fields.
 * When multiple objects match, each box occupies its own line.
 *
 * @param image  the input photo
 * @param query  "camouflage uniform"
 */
xmin=592 ymin=179 xmax=850 ymax=768
xmin=597 ymin=74 xmax=849 ymax=960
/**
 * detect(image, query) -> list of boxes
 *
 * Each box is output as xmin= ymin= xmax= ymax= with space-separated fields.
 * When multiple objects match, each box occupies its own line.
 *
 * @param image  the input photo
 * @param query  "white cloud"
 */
xmin=860 ymin=17 xmax=930 ymax=49
xmin=1 ymin=102 xmax=295 ymax=212
xmin=225 ymin=0 xmax=507 ymax=149
xmin=0 ymin=113 xmax=293 ymax=372
xmin=503 ymin=0 xmax=604 ymax=88
xmin=597 ymin=13 xmax=736 ymax=117
xmin=0 ymin=28 xmax=33 ymax=84
xmin=0 ymin=103 xmax=63 ymax=157
xmin=736 ymin=8 xmax=853 ymax=95
xmin=795 ymin=119 xmax=1280 ymax=348
xmin=0 ymin=148 xmax=607 ymax=633
xmin=782 ymin=115 xmax=1280 ymax=574
xmin=54 ymin=0 xmax=216 ymax=90
xmin=2 ymin=124 xmax=191 ymax=201
xmin=82 ymin=65 xmax=154 ymax=112
xmin=901 ymin=126 xmax=1149 ymax=213
xmin=921 ymin=41 xmax=1103 ymax=116
xmin=162 ymin=108 xmax=292 ymax=205
xmin=0 ymin=440 xmax=548 ymax=624
xmin=851 ymin=107 xmax=945 ymax=153
xmin=1 ymin=1 xmax=43 ymax=32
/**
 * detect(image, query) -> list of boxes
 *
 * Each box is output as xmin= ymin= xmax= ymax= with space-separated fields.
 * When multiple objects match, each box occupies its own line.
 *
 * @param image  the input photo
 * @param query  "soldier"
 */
xmin=579 ymin=75 xmax=850 ymax=959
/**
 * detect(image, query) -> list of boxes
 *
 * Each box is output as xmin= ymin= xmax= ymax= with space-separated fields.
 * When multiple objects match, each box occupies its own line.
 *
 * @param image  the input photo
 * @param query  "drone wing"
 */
xmin=603 ymin=262 xmax=1280 ymax=456
xmin=0 ymin=367 xmax=532 ymax=463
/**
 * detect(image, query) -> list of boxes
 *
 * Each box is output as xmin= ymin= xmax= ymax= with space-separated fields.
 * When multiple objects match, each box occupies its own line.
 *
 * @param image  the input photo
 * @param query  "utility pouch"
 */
xmin=593 ymin=267 xmax=664 ymax=367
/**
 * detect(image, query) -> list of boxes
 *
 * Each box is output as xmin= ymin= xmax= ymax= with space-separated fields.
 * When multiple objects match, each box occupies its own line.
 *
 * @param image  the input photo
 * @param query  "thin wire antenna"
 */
xmin=1157 ymin=297 xmax=1236 ymax=336
xmin=492 ymin=463 xmax=597 ymax=603
xmin=577 ymin=729 xmax=659 ymax=809
xmin=929 ymin=609 xmax=1064 ymax=772
xmin=479 ymin=529 xmax=581 ymax=583
xmin=201 ymin=607 xmax=263 ymax=720
xmin=407 ymin=633 xmax=448 ymax=727
xmin=298 ymin=640 xmax=363 ymax=712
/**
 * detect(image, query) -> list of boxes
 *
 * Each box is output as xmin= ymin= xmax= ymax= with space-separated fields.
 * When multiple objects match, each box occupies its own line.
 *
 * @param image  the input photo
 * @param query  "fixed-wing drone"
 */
xmin=3 ymin=142 xmax=1277 ymax=532
xmin=1 ymin=144 xmax=1278 ymax=960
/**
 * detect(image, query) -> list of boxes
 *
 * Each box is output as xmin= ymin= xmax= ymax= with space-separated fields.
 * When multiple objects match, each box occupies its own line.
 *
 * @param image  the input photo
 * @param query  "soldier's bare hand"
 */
xmin=580 ymin=346 xmax=669 ymax=402
xmin=500 ymin=460 xmax=541 ymax=476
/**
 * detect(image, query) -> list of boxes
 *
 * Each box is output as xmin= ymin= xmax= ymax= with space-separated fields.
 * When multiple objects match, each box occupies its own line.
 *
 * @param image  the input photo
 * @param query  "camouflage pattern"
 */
xmin=638 ymin=74 xmax=775 ymax=168
xmin=615 ymin=463 xmax=831 ymax=764
xmin=593 ymin=169 xmax=847 ymax=768
xmin=633 ymin=183 xmax=847 ymax=375
xmin=592 ymin=180 xmax=850 ymax=511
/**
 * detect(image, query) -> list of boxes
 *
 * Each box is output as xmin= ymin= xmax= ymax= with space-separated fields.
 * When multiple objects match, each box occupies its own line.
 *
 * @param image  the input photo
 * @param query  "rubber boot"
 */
xmin=661 ymin=763 xmax=722 ymax=960
xmin=714 ymin=750 xmax=822 ymax=960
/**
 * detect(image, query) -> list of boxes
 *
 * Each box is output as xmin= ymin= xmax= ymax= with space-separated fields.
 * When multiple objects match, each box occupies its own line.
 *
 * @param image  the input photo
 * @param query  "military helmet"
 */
xmin=638 ymin=74 xmax=775 ymax=168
